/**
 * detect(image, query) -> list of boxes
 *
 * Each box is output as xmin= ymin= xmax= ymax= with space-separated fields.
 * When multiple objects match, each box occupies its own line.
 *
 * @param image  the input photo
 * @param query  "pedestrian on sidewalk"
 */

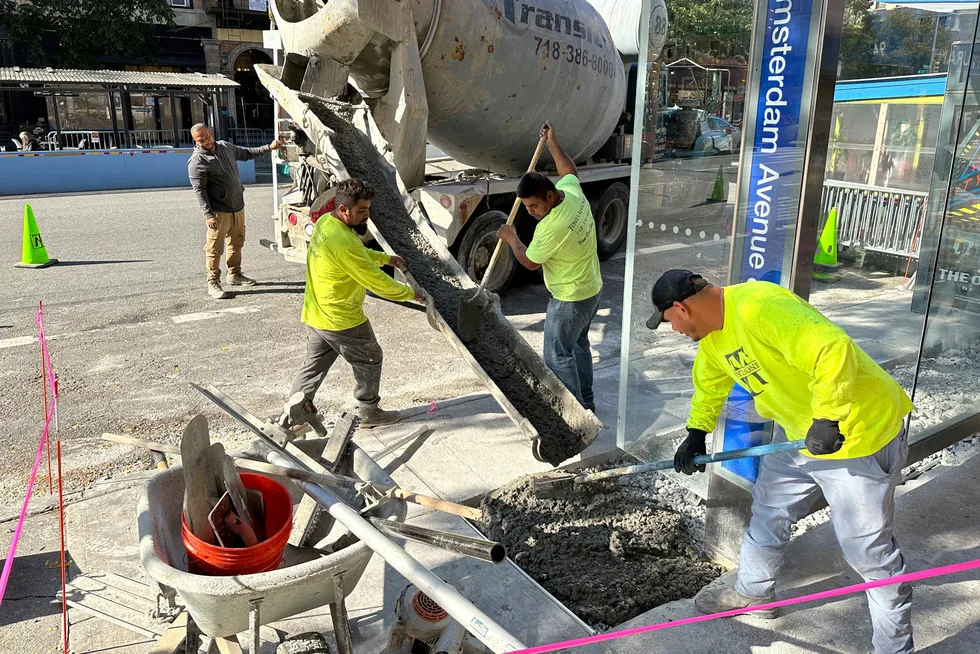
xmin=498 ymin=122 xmax=603 ymax=424
xmin=282 ymin=178 xmax=423 ymax=427
xmin=647 ymin=270 xmax=914 ymax=654
xmin=187 ymin=123 xmax=279 ymax=299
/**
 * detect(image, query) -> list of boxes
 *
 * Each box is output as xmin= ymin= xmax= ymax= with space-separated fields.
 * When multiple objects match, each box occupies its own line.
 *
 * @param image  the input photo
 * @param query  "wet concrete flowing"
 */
xmin=481 ymin=471 xmax=722 ymax=630
xmin=303 ymin=97 xmax=597 ymax=465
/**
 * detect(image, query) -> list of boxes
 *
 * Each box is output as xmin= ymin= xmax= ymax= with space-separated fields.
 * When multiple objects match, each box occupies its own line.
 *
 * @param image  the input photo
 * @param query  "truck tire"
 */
xmin=456 ymin=210 xmax=516 ymax=293
xmin=592 ymin=182 xmax=630 ymax=261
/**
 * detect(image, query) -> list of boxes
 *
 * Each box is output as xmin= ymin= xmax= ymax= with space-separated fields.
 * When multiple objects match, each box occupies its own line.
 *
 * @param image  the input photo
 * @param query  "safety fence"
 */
xmin=820 ymin=180 xmax=928 ymax=260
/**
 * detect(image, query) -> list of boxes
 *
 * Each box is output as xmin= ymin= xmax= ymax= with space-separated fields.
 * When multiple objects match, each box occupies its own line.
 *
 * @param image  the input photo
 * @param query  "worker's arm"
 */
xmin=542 ymin=121 xmax=576 ymax=178
xmin=188 ymin=162 xmax=215 ymax=219
xmin=232 ymin=140 xmax=280 ymax=161
xmin=498 ymin=226 xmax=541 ymax=271
xmin=365 ymin=249 xmax=391 ymax=267
xmin=343 ymin=245 xmax=416 ymax=302
xmin=687 ymin=346 xmax=735 ymax=434
xmin=755 ymin=295 xmax=858 ymax=424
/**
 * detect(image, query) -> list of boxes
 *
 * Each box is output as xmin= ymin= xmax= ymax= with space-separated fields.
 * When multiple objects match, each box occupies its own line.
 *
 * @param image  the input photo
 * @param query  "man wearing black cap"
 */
xmin=648 ymin=270 xmax=914 ymax=654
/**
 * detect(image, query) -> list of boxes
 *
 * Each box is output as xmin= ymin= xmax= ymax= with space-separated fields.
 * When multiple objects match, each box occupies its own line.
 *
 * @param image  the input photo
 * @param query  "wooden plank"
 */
xmin=214 ymin=635 xmax=244 ymax=654
xmin=100 ymin=572 xmax=156 ymax=601
xmin=285 ymin=439 xmax=334 ymax=548
xmin=209 ymin=442 xmax=228 ymax=503
xmin=67 ymin=574 xmax=155 ymax=612
xmin=63 ymin=586 xmax=163 ymax=638
xmin=148 ymin=611 xmax=188 ymax=654
xmin=181 ymin=415 xmax=216 ymax=545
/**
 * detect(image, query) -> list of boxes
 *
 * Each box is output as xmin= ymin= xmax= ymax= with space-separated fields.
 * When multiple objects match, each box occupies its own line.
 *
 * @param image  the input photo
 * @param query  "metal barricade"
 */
xmin=821 ymin=180 xmax=928 ymax=259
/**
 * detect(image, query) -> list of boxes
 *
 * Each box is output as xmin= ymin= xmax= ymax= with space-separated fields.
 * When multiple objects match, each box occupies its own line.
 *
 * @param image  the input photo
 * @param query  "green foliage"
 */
xmin=0 ymin=0 xmax=176 ymax=69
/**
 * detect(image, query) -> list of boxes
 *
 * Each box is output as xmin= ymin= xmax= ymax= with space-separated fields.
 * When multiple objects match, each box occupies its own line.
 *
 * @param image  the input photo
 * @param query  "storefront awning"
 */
xmin=0 ymin=67 xmax=238 ymax=92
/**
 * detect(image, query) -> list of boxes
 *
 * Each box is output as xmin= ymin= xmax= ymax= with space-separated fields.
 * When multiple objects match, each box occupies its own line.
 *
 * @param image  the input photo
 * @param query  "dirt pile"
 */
xmin=302 ymin=96 xmax=596 ymax=465
xmin=481 ymin=470 xmax=722 ymax=630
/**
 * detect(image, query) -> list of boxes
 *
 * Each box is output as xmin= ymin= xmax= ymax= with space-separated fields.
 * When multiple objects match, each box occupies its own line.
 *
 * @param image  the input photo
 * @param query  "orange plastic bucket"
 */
xmin=181 ymin=473 xmax=293 ymax=576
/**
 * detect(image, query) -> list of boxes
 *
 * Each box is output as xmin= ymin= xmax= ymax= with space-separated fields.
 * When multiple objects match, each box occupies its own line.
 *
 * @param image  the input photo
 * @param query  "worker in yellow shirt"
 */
xmin=647 ymin=269 xmax=914 ymax=654
xmin=283 ymin=178 xmax=422 ymax=427
xmin=498 ymin=122 xmax=603 ymax=442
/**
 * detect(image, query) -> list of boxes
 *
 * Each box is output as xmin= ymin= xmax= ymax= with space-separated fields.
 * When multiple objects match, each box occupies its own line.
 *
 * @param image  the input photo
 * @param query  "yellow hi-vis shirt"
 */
xmin=525 ymin=175 xmax=603 ymax=302
xmin=302 ymin=215 xmax=415 ymax=332
xmin=687 ymin=281 xmax=913 ymax=459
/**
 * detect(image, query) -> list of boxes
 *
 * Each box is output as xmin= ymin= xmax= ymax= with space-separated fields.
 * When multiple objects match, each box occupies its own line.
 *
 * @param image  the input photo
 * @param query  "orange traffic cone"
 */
xmin=15 ymin=204 xmax=57 ymax=269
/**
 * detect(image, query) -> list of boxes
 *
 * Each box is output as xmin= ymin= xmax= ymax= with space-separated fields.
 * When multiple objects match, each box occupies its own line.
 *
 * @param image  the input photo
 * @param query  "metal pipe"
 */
xmin=368 ymin=518 xmax=505 ymax=564
xmin=257 ymin=446 xmax=526 ymax=653
xmin=108 ymin=92 xmax=121 ymax=148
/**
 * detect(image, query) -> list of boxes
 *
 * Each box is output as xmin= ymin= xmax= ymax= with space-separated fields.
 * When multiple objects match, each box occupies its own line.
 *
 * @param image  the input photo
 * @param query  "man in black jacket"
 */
xmin=188 ymin=123 xmax=279 ymax=299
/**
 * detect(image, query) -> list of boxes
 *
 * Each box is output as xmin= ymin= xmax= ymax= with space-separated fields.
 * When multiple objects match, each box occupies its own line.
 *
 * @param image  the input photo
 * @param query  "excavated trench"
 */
xmin=481 ymin=470 xmax=722 ymax=630
xmin=304 ymin=97 xmax=594 ymax=465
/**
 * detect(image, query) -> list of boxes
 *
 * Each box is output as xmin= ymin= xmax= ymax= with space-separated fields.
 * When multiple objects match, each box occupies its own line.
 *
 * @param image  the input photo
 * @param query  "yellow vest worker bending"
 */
xmin=646 ymin=270 xmax=913 ymax=654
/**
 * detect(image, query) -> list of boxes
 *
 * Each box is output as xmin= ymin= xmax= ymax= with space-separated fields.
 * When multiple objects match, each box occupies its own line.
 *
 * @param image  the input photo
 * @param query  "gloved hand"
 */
xmin=805 ymin=419 xmax=845 ymax=455
xmin=674 ymin=428 xmax=708 ymax=475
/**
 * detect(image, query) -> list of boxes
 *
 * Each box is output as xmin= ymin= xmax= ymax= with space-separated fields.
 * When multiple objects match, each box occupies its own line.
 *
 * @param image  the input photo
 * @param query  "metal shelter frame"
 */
xmin=0 ymin=67 xmax=239 ymax=150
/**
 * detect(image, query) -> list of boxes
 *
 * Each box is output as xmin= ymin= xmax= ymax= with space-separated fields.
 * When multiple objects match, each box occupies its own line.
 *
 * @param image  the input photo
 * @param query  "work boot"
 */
xmin=694 ymin=571 xmax=779 ymax=619
xmin=207 ymin=280 xmax=230 ymax=300
xmin=357 ymin=403 xmax=404 ymax=428
xmin=227 ymin=273 xmax=257 ymax=287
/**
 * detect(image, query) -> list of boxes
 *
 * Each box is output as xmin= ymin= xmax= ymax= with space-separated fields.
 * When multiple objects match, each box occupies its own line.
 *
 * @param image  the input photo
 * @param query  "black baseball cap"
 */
xmin=646 ymin=269 xmax=709 ymax=329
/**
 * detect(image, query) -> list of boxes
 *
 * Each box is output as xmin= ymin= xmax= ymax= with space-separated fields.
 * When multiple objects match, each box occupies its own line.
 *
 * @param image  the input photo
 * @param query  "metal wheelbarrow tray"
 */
xmin=137 ymin=443 xmax=405 ymax=638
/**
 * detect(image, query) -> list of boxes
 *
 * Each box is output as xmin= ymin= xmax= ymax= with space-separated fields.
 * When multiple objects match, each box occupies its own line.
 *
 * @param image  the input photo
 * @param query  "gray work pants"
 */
xmin=735 ymin=425 xmax=912 ymax=654
xmin=289 ymin=321 xmax=383 ymax=408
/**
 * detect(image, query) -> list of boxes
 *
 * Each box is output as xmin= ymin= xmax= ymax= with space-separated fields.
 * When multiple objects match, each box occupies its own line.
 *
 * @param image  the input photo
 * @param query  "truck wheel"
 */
xmin=592 ymin=182 xmax=630 ymax=261
xmin=457 ymin=210 xmax=516 ymax=293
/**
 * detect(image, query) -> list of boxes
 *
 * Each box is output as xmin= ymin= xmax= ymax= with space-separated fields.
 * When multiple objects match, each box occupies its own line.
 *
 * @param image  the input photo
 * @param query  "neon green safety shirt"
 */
xmin=302 ymin=215 xmax=415 ymax=332
xmin=526 ymin=175 xmax=603 ymax=302
xmin=687 ymin=281 xmax=913 ymax=459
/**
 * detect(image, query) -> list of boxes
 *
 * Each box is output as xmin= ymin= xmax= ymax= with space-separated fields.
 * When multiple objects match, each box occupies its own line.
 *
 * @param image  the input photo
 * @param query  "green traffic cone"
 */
xmin=15 ymin=204 xmax=57 ymax=269
xmin=709 ymin=165 xmax=726 ymax=202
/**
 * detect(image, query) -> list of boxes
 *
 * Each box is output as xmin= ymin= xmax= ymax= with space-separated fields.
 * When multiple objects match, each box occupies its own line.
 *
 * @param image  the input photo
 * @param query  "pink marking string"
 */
xmin=510 ymin=557 xmax=980 ymax=653
xmin=427 ymin=401 xmax=437 ymax=416
xmin=0 ymin=306 xmax=59 ymax=606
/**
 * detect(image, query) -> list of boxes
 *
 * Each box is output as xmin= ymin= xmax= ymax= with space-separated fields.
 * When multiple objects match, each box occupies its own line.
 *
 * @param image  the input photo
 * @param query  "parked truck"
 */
xmin=263 ymin=0 xmax=668 ymax=291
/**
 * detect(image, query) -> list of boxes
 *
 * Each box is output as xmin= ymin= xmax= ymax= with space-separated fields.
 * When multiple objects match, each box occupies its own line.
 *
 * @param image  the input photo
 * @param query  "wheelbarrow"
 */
xmin=137 ymin=441 xmax=405 ymax=649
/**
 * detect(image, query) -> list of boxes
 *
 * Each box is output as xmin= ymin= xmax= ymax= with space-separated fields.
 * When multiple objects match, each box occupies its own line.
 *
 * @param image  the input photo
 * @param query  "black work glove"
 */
xmin=805 ymin=419 xmax=845 ymax=455
xmin=674 ymin=428 xmax=708 ymax=475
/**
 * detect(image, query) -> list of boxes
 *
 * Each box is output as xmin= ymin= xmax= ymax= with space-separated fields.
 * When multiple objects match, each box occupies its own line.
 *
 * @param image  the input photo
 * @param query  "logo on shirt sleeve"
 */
xmin=724 ymin=347 xmax=769 ymax=397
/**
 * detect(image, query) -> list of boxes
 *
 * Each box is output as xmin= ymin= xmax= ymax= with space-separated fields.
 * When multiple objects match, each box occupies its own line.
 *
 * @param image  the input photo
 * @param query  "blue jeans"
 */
xmin=543 ymin=292 xmax=600 ymax=410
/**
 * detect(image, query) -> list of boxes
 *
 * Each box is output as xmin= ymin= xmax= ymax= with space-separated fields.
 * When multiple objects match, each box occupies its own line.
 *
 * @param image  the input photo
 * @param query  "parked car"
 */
xmin=660 ymin=106 xmax=741 ymax=158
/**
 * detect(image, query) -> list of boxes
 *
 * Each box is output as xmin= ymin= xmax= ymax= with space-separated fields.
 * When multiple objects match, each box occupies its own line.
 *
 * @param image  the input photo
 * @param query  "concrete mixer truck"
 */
xmin=261 ymin=0 xmax=668 ymax=292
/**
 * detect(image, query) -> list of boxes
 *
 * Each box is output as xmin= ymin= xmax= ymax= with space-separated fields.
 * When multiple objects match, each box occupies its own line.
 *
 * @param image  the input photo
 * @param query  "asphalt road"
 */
xmin=0 ymin=157 xmax=741 ymax=514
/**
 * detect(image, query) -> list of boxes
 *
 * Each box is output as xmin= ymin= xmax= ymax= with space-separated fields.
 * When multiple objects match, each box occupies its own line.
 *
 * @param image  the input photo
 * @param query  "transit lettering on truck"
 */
xmin=501 ymin=0 xmax=609 ymax=50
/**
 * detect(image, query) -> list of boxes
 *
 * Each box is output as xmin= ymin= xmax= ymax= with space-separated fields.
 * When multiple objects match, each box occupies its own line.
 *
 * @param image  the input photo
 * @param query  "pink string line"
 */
xmin=0 ymin=307 xmax=58 ymax=607
xmin=510 ymin=557 xmax=980 ymax=653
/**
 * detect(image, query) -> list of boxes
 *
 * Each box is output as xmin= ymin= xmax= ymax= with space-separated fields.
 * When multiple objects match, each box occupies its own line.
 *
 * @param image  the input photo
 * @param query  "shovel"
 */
xmin=457 ymin=134 xmax=548 ymax=343
xmin=532 ymin=440 xmax=809 ymax=500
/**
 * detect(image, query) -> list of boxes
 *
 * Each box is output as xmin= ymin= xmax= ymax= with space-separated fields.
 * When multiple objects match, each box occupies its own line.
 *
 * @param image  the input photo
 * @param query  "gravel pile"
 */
xmin=481 ymin=467 xmax=721 ymax=630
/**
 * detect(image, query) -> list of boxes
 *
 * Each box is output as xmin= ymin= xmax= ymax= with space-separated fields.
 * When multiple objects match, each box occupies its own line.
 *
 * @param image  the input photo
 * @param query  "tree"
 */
xmin=838 ymin=0 xmax=878 ymax=80
xmin=0 ymin=0 xmax=175 ymax=69
xmin=876 ymin=8 xmax=951 ymax=76
xmin=667 ymin=0 xmax=752 ymax=59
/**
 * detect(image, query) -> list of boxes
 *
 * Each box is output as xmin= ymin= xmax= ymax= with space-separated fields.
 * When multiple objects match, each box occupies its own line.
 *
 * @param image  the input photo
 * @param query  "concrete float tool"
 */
xmin=532 ymin=440 xmax=810 ymax=500
xmin=457 ymin=134 xmax=547 ymax=344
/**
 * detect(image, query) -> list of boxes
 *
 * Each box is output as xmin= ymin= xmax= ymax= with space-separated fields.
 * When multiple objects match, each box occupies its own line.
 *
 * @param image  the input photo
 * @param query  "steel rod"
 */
xmin=368 ymin=518 xmax=505 ymax=564
xmin=255 ymin=444 xmax=525 ymax=653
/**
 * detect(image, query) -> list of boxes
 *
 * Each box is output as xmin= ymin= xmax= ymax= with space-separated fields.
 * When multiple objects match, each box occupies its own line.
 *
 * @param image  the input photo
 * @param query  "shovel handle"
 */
xmin=477 ymin=135 xmax=548 ymax=293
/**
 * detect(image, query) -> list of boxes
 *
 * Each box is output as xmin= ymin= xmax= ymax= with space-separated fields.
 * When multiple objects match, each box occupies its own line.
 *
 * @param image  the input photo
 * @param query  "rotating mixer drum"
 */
xmin=271 ymin=0 xmax=628 ymax=177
